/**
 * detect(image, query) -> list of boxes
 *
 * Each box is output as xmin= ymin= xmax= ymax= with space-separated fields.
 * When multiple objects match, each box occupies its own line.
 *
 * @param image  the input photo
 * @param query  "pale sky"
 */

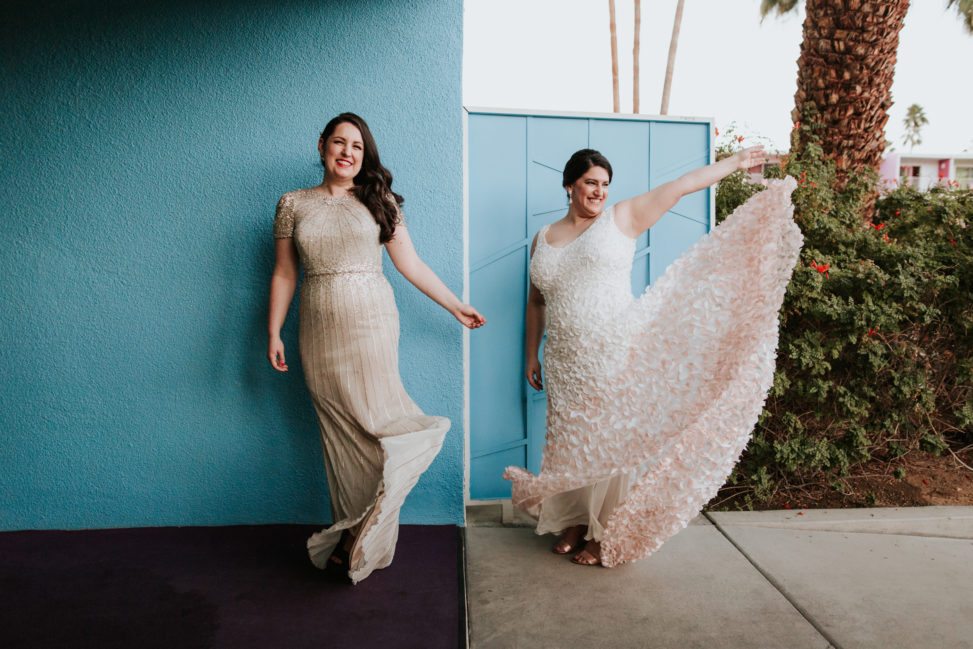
xmin=464 ymin=0 xmax=973 ymax=154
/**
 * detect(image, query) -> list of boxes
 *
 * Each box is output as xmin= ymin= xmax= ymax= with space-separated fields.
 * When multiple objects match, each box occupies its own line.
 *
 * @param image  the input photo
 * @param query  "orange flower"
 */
xmin=870 ymin=222 xmax=886 ymax=231
xmin=882 ymin=233 xmax=891 ymax=243
xmin=714 ymin=127 xmax=720 ymax=137
xmin=792 ymin=121 xmax=801 ymax=131
xmin=736 ymin=135 xmax=745 ymax=143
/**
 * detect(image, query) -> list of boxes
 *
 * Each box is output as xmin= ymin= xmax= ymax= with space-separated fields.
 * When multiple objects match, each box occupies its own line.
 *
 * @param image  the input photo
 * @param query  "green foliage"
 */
xmin=713 ymin=119 xmax=973 ymax=508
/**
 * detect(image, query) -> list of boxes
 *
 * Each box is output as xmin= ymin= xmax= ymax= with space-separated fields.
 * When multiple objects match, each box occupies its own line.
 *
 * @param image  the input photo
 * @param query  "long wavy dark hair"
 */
xmin=319 ymin=112 xmax=403 ymax=243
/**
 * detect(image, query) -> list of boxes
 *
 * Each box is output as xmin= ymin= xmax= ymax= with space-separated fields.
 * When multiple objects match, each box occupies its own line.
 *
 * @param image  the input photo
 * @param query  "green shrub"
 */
xmin=713 ymin=120 xmax=973 ymax=508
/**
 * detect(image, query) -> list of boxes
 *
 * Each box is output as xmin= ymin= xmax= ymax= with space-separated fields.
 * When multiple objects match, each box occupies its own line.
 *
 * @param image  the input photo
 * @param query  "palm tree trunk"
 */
xmin=609 ymin=0 xmax=620 ymax=113
xmin=793 ymin=0 xmax=910 ymax=184
xmin=633 ymin=0 xmax=641 ymax=113
xmin=660 ymin=0 xmax=686 ymax=115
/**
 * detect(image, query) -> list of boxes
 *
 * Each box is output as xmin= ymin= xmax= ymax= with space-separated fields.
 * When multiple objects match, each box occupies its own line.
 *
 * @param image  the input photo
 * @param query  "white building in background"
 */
xmin=880 ymin=152 xmax=973 ymax=190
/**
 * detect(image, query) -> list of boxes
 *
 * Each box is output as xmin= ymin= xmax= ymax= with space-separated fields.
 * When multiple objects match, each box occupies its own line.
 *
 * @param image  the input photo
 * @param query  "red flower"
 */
xmin=882 ymin=233 xmax=891 ymax=243
xmin=809 ymin=260 xmax=830 ymax=278
xmin=783 ymin=503 xmax=792 ymax=509
xmin=714 ymin=127 xmax=720 ymax=137
xmin=867 ymin=328 xmax=877 ymax=337
xmin=870 ymin=222 xmax=886 ymax=231
xmin=895 ymin=209 xmax=901 ymax=216
xmin=950 ymin=238 xmax=957 ymax=247
xmin=736 ymin=135 xmax=745 ymax=143
xmin=793 ymin=121 xmax=801 ymax=131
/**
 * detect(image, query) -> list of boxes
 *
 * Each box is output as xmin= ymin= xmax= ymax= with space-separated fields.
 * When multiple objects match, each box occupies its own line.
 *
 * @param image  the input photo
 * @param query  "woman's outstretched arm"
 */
xmin=267 ymin=238 xmax=299 ymax=372
xmin=385 ymin=223 xmax=485 ymax=329
xmin=615 ymin=146 xmax=767 ymax=237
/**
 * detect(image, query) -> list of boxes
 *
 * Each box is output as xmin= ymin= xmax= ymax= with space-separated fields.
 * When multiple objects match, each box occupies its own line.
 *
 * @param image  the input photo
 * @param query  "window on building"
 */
xmin=957 ymin=166 xmax=973 ymax=189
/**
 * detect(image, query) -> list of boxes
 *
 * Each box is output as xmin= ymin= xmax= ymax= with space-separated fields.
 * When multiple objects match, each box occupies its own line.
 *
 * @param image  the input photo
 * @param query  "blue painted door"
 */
xmin=468 ymin=111 xmax=712 ymax=500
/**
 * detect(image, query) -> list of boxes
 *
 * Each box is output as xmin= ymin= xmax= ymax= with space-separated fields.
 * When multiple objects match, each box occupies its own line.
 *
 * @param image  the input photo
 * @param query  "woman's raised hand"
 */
xmin=734 ymin=145 xmax=767 ymax=171
xmin=268 ymin=335 xmax=288 ymax=372
xmin=453 ymin=304 xmax=486 ymax=329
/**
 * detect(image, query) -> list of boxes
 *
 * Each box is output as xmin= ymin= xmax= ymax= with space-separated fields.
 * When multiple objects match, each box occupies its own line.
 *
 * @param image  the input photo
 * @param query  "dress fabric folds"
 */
xmin=274 ymin=190 xmax=448 ymax=584
xmin=504 ymin=178 xmax=802 ymax=567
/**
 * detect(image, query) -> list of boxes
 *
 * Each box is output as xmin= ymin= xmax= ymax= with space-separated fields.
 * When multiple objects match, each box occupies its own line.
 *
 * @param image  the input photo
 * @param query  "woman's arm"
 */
xmin=267 ymin=238 xmax=299 ymax=372
xmin=615 ymin=146 xmax=767 ymax=237
xmin=385 ymin=223 xmax=485 ymax=329
xmin=525 ymin=235 xmax=545 ymax=391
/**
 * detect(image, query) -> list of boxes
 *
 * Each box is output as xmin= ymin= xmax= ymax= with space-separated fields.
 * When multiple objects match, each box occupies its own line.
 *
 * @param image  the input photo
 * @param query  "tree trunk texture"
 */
xmin=793 ymin=0 xmax=910 ymax=184
xmin=609 ymin=0 xmax=620 ymax=112
xmin=661 ymin=0 xmax=685 ymax=116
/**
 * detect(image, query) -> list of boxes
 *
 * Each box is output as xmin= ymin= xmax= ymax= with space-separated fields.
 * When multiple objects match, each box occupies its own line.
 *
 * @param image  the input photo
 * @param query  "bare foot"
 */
xmin=571 ymin=539 xmax=601 ymax=566
xmin=552 ymin=525 xmax=587 ymax=554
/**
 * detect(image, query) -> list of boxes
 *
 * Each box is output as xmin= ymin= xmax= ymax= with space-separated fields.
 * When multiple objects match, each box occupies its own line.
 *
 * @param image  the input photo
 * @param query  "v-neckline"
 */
xmin=543 ymin=208 xmax=608 ymax=250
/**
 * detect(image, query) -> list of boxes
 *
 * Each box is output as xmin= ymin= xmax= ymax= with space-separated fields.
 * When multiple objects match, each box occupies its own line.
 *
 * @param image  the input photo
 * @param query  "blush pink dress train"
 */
xmin=504 ymin=178 xmax=802 ymax=567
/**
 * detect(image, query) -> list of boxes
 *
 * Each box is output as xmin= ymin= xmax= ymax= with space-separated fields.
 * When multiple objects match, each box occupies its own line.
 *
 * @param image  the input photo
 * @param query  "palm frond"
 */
xmin=947 ymin=0 xmax=973 ymax=34
xmin=760 ymin=0 xmax=801 ymax=20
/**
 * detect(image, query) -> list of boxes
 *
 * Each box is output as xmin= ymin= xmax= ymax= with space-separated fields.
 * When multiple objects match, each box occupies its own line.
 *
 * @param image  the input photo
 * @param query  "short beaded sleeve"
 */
xmin=273 ymin=194 xmax=296 ymax=239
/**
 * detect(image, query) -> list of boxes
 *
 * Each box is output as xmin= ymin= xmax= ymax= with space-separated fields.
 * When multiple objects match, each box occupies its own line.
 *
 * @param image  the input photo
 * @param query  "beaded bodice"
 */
xmin=273 ymin=190 xmax=383 ymax=277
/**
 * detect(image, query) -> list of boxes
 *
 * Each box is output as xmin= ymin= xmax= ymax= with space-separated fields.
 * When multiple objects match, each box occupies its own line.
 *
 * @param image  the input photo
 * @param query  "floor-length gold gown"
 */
xmin=274 ymin=189 xmax=448 ymax=584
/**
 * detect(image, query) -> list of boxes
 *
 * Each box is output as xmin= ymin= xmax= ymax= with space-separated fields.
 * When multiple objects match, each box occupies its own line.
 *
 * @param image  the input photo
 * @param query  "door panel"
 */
xmin=468 ymin=111 xmax=712 ymax=500
xmin=469 ymin=115 xmax=527 ymax=266
xmin=470 ymin=248 xmax=528 ymax=455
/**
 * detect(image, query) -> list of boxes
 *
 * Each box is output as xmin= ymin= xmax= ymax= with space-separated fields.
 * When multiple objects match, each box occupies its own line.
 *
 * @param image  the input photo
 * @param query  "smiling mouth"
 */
xmin=336 ymin=159 xmax=353 ymax=168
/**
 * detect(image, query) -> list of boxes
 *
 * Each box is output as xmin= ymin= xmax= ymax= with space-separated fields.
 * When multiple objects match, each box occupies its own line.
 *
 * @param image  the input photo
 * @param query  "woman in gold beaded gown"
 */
xmin=267 ymin=113 xmax=484 ymax=583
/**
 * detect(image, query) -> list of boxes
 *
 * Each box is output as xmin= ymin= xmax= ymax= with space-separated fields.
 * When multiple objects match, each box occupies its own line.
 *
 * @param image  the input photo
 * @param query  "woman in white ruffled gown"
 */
xmin=505 ymin=147 xmax=802 ymax=567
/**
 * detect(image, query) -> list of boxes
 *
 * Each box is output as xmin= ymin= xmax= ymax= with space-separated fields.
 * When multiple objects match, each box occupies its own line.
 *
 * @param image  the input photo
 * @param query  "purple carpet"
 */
xmin=0 ymin=524 xmax=464 ymax=649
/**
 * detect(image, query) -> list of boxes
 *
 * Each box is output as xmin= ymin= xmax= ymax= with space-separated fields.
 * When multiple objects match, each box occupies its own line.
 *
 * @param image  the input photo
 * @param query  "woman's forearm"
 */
xmin=525 ymin=302 xmax=545 ymax=360
xmin=675 ymin=152 xmax=744 ymax=196
xmin=268 ymin=273 xmax=297 ymax=337
xmin=398 ymin=260 xmax=463 ymax=315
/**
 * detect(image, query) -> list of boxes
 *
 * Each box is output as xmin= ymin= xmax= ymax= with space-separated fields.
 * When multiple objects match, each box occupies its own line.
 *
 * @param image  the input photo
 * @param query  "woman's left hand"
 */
xmin=453 ymin=304 xmax=486 ymax=329
xmin=735 ymin=145 xmax=767 ymax=171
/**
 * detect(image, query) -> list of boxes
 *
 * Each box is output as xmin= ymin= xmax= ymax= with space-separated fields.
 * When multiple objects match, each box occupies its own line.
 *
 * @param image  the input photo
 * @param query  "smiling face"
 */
xmin=567 ymin=165 xmax=610 ymax=218
xmin=318 ymin=121 xmax=364 ymax=182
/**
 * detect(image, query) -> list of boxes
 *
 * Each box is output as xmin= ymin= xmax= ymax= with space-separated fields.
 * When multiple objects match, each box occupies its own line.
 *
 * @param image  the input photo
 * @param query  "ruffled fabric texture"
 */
xmin=504 ymin=177 xmax=802 ymax=568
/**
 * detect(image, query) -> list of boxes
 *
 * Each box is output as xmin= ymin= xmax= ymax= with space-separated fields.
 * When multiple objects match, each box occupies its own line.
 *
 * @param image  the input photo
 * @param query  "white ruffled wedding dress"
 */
xmin=504 ymin=177 xmax=802 ymax=567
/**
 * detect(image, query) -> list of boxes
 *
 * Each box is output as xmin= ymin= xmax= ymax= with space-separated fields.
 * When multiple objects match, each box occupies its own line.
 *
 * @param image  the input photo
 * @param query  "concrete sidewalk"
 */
xmin=463 ymin=506 xmax=973 ymax=649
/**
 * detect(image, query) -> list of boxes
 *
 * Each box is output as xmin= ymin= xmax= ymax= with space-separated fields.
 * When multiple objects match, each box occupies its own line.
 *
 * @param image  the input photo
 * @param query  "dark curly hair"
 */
xmin=562 ymin=149 xmax=613 ymax=199
xmin=319 ymin=112 xmax=403 ymax=244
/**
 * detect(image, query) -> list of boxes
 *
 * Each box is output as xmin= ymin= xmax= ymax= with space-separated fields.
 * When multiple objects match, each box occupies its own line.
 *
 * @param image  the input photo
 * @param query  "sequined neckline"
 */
xmin=312 ymin=193 xmax=355 ymax=205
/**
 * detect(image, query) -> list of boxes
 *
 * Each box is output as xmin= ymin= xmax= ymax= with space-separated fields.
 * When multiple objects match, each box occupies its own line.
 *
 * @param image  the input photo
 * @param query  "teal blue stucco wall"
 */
xmin=0 ymin=0 xmax=465 ymax=530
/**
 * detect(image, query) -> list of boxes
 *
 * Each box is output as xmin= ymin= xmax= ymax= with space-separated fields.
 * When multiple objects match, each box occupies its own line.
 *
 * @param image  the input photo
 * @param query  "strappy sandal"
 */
xmin=552 ymin=525 xmax=588 ymax=555
xmin=571 ymin=541 xmax=602 ymax=566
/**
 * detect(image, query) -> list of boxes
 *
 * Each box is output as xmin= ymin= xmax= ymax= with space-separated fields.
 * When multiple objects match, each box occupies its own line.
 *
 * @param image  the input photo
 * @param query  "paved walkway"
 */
xmin=464 ymin=506 xmax=973 ymax=649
